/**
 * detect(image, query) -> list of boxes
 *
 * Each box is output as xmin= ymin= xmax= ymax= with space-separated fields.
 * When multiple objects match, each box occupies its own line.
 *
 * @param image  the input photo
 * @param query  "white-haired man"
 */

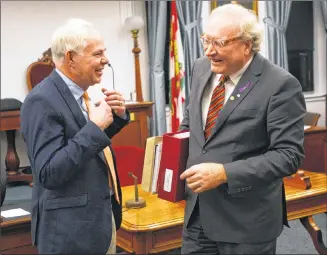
xmin=180 ymin=4 xmax=306 ymax=254
xmin=21 ymin=18 xmax=129 ymax=254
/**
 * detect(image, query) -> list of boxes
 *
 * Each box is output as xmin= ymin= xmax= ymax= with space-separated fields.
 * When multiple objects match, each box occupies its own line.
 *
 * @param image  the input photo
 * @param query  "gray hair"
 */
xmin=51 ymin=18 xmax=102 ymax=65
xmin=209 ymin=3 xmax=263 ymax=52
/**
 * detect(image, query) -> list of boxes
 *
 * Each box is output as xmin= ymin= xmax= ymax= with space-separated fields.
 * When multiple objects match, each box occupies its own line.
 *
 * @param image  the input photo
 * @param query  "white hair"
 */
xmin=51 ymin=18 xmax=102 ymax=65
xmin=209 ymin=3 xmax=263 ymax=52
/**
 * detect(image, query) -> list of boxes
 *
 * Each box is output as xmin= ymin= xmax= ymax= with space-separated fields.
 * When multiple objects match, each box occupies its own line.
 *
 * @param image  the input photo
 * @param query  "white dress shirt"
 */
xmin=201 ymin=56 xmax=254 ymax=130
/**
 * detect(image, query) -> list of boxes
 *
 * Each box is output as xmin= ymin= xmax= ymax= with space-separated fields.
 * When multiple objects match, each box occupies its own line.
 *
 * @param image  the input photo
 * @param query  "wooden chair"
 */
xmin=112 ymin=145 xmax=145 ymax=187
xmin=26 ymin=48 xmax=55 ymax=91
xmin=304 ymin=112 xmax=320 ymax=126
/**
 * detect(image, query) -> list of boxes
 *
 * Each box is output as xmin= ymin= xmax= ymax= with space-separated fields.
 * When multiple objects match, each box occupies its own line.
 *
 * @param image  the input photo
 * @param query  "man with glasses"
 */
xmin=21 ymin=19 xmax=129 ymax=254
xmin=180 ymin=4 xmax=306 ymax=254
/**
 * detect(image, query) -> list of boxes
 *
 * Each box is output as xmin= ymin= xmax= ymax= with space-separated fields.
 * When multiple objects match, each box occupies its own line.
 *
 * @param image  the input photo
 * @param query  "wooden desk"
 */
xmin=2 ymin=171 xmax=326 ymax=254
xmin=117 ymin=171 xmax=327 ymax=254
xmin=0 ymin=203 xmax=37 ymax=254
xmin=302 ymin=126 xmax=327 ymax=174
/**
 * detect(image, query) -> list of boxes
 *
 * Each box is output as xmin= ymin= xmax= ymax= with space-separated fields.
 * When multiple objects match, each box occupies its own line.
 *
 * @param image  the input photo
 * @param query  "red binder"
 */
xmin=157 ymin=130 xmax=189 ymax=202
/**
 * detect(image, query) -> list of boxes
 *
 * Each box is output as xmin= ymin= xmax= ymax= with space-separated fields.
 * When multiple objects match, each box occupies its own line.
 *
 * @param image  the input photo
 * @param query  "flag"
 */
xmin=169 ymin=0 xmax=185 ymax=132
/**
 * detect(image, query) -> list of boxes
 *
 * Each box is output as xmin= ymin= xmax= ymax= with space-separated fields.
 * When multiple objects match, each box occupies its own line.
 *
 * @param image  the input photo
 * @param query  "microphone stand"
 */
xmin=125 ymin=172 xmax=146 ymax=209
xmin=108 ymin=63 xmax=115 ymax=91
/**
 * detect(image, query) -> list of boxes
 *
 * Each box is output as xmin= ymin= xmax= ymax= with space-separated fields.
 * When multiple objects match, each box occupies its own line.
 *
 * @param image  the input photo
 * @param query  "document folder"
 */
xmin=157 ymin=130 xmax=189 ymax=202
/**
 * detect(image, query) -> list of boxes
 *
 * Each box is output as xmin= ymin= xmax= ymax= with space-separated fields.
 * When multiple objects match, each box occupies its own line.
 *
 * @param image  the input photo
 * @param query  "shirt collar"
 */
xmin=229 ymin=55 xmax=254 ymax=85
xmin=55 ymin=68 xmax=85 ymax=101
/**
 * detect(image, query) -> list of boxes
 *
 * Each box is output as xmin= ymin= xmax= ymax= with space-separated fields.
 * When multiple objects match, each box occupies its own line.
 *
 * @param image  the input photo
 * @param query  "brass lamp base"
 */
xmin=125 ymin=198 xmax=146 ymax=209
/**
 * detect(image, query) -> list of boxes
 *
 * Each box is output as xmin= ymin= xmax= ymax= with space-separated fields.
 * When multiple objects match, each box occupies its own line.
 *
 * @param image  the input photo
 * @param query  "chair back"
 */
xmin=26 ymin=48 xmax=55 ymax=91
xmin=304 ymin=112 xmax=320 ymax=126
xmin=112 ymin=145 xmax=145 ymax=187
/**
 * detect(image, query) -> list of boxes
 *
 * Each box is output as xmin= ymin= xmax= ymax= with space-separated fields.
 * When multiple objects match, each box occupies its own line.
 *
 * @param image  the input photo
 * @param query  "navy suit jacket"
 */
xmin=20 ymin=70 xmax=129 ymax=254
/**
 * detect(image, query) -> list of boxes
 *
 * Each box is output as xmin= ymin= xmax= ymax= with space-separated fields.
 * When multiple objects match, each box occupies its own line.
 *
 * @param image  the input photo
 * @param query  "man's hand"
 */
xmin=88 ymin=99 xmax=113 ymax=131
xmin=180 ymin=163 xmax=227 ymax=193
xmin=102 ymin=88 xmax=126 ymax=118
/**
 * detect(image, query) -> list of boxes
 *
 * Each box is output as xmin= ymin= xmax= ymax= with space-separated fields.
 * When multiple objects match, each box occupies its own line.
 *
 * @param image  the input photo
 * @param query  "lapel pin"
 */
xmin=230 ymin=96 xmax=235 ymax=101
xmin=237 ymin=94 xmax=240 ymax=97
xmin=238 ymin=82 xmax=253 ymax=93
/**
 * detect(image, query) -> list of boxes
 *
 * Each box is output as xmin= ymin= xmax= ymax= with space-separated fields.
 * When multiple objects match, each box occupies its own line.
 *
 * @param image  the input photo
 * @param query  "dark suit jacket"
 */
xmin=180 ymin=53 xmax=306 ymax=244
xmin=20 ymin=70 xmax=129 ymax=254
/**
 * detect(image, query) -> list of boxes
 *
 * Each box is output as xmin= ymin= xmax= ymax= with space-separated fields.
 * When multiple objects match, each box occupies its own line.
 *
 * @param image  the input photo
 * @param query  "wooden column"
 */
xmin=131 ymin=29 xmax=144 ymax=102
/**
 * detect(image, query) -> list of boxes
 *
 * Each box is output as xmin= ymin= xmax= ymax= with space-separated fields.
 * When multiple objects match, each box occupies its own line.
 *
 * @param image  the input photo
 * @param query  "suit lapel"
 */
xmin=49 ymin=70 xmax=87 ymax=128
xmin=205 ymin=53 xmax=264 ymax=143
xmin=194 ymin=64 xmax=213 ymax=147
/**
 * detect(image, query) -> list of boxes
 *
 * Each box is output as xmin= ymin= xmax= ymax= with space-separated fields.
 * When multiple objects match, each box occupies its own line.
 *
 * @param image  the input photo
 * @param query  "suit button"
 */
xmin=202 ymin=149 xmax=207 ymax=154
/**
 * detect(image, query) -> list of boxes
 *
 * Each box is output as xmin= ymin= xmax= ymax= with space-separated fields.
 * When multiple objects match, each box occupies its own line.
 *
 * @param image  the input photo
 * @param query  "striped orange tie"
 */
xmin=204 ymin=75 xmax=228 ymax=140
xmin=82 ymin=93 xmax=120 ymax=204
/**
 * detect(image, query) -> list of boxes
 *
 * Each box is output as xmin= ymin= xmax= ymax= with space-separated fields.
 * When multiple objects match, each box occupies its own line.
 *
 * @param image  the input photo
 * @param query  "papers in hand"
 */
xmin=1 ymin=208 xmax=30 ymax=218
xmin=304 ymin=125 xmax=311 ymax=130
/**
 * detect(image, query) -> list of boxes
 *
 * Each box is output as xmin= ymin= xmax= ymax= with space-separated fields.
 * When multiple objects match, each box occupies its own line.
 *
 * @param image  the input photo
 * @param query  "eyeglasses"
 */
xmin=200 ymin=34 xmax=242 ymax=49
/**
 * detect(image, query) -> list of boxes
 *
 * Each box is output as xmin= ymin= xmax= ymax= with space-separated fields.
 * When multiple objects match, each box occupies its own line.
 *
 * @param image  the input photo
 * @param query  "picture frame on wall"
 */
xmin=210 ymin=0 xmax=258 ymax=15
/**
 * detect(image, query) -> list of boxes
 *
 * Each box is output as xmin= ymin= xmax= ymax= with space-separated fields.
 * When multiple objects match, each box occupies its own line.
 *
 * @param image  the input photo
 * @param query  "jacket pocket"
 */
xmin=44 ymin=194 xmax=87 ymax=210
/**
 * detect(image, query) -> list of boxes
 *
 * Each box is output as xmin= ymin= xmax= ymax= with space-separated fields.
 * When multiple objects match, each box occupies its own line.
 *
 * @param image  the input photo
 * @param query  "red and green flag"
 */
xmin=169 ymin=0 xmax=185 ymax=132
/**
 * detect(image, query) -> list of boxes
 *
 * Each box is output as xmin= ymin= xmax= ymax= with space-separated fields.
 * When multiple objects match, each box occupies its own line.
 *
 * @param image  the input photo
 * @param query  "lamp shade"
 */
xmin=124 ymin=16 xmax=144 ymax=31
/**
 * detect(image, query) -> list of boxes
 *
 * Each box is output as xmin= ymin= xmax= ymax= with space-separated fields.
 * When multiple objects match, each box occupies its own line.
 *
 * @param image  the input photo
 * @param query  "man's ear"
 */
xmin=244 ymin=41 xmax=253 ymax=55
xmin=66 ymin=51 xmax=76 ymax=67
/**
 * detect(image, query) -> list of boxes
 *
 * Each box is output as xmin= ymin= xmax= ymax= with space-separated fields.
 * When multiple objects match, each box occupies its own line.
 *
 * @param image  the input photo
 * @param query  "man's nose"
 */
xmin=101 ymin=55 xmax=109 ymax=65
xmin=205 ymin=44 xmax=217 ymax=57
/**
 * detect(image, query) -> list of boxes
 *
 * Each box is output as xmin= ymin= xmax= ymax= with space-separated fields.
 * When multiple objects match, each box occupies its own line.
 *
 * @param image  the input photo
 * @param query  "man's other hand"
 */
xmin=102 ymin=88 xmax=126 ymax=118
xmin=180 ymin=163 xmax=227 ymax=193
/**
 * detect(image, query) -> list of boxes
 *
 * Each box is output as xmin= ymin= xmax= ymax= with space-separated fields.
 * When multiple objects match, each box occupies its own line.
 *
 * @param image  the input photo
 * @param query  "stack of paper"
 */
xmin=141 ymin=136 xmax=163 ymax=192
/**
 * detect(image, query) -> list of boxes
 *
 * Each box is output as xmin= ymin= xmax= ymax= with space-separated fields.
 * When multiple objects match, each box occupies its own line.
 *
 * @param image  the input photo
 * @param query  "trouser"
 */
xmin=181 ymin=202 xmax=276 ymax=254
xmin=106 ymin=212 xmax=116 ymax=254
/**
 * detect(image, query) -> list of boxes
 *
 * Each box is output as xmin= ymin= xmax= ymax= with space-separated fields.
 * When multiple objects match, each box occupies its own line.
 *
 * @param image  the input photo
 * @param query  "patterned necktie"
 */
xmin=204 ymin=75 xmax=228 ymax=140
xmin=82 ymin=92 xmax=120 ymax=204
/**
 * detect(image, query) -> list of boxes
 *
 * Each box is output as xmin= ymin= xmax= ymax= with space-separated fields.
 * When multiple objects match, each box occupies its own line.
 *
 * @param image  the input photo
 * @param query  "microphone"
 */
xmin=107 ymin=63 xmax=115 ymax=91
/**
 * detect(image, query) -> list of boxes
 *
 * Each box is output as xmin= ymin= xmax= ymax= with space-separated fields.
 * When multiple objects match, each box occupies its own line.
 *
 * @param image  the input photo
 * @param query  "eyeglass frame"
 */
xmin=200 ymin=34 xmax=242 ymax=49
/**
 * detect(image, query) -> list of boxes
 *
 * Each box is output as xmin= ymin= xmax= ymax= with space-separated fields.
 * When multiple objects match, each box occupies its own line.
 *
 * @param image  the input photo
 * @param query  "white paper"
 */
xmin=151 ymin=142 xmax=163 ymax=193
xmin=304 ymin=125 xmax=311 ymax=130
xmin=172 ymin=132 xmax=190 ymax=139
xmin=1 ymin=208 xmax=30 ymax=218
xmin=163 ymin=169 xmax=173 ymax=192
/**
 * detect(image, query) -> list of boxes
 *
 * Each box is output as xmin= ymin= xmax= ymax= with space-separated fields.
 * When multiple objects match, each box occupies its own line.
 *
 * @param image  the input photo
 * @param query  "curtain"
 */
xmin=263 ymin=1 xmax=292 ymax=70
xmin=321 ymin=1 xmax=327 ymax=126
xmin=321 ymin=1 xmax=327 ymax=71
xmin=321 ymin=1 xmax=327 ymax=31
xmin=146 ymin=1 xmax=168 ymax=136
xmin=176 ymin=1 xmax=204 ymax=108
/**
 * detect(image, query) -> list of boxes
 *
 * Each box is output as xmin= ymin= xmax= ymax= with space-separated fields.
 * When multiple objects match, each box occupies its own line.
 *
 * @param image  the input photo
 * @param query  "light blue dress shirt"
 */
xmin=55 ymin=68 xmax=89 ymax=120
